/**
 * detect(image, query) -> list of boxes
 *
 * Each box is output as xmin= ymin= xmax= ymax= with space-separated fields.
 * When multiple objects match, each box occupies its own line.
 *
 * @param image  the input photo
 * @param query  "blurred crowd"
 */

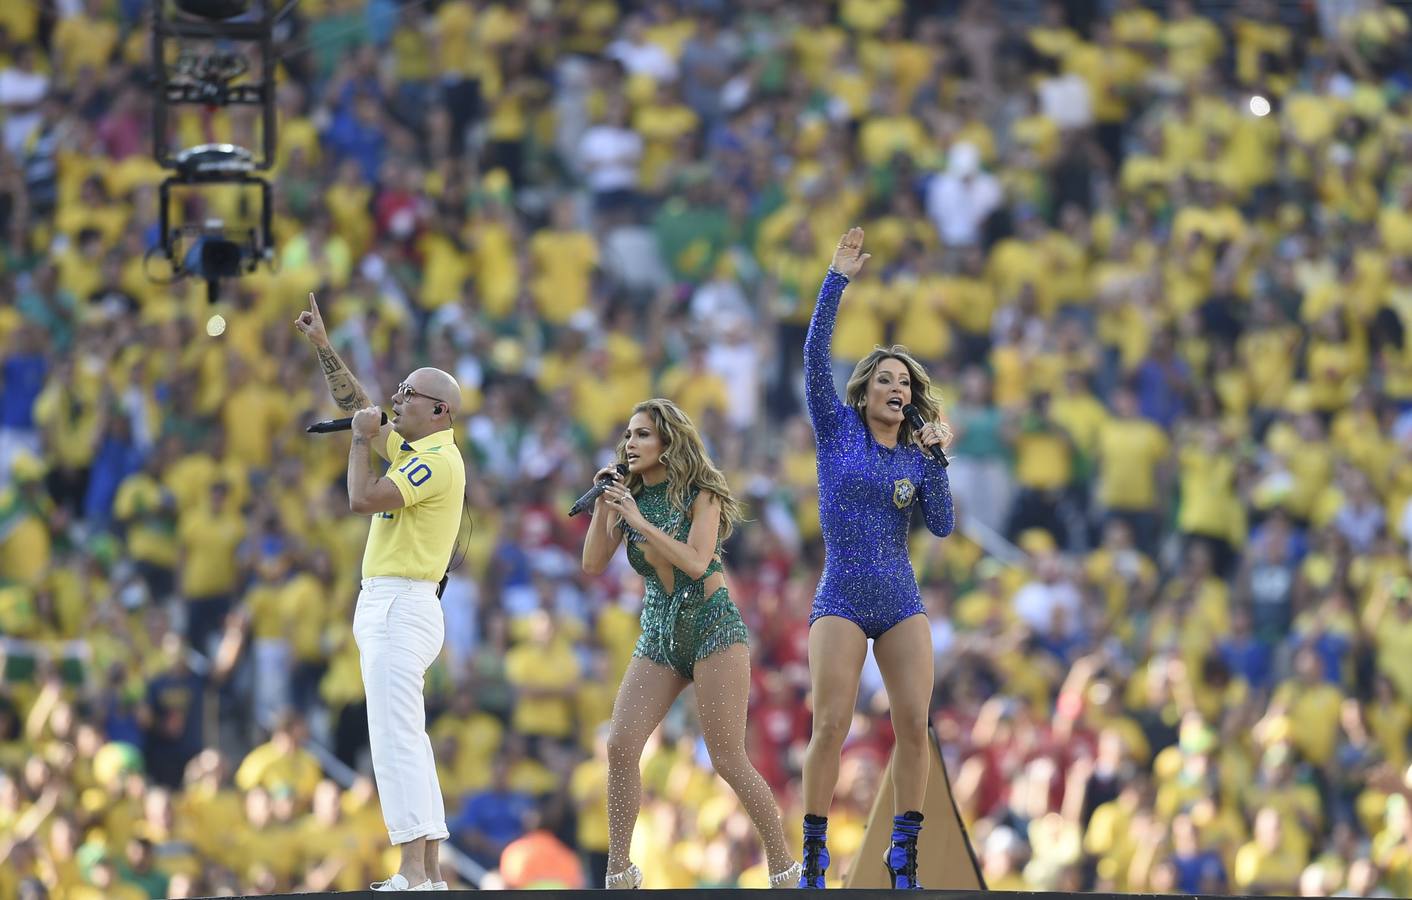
xmin=5 ymin=0 xmax=1412 ymax=895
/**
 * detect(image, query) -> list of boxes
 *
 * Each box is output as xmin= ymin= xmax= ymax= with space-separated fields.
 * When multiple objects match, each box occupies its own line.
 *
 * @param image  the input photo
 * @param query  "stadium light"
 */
xmin=174 ymin=143 xmax=255 ymax=179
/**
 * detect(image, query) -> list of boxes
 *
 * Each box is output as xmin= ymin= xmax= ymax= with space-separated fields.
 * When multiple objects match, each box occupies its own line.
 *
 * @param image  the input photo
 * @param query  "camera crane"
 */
xmin=151 ymin=0 xmax=277 ymax=304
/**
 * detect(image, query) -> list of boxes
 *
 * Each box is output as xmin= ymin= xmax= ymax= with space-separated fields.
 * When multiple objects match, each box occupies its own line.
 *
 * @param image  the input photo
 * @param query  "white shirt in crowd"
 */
xmin=0 ymin=65 xmax=48 ymax=156
xmin=925 ymin=141 xmax=1003 ymax=248
xmin=577 ymin=125 xmax=643 ymax=193
xmin=1013 ymin=572 xmax=1082 ymax=637
xmin=706 ymin=329 xmax=760 ymax=430
xmin=1037 ymin=71 xmax=1093 ymax=130
xmin=606 ymin=37 xmax=678 ymax=83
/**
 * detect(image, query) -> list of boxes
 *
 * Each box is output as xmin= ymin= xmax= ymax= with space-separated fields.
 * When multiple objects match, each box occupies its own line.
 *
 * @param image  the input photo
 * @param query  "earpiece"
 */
xmin=434 ymin=403 xmax=445 ymax=416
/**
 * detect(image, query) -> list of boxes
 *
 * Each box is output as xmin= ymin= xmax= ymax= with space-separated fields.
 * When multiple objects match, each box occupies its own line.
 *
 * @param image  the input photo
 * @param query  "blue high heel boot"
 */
xmin=884 ymin=811 xmax=924 ymax=889
xmin=798 ymin=814 xmax=829 ymax=889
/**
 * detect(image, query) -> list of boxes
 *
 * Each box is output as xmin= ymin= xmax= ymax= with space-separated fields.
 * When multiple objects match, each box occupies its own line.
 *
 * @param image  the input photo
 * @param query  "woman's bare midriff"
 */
xmin=643 ymin=543 xmax=726 ymax=596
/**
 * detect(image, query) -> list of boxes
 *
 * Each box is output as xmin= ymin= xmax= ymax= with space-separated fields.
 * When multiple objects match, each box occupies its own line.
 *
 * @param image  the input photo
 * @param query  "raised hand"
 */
xmin=294 ymin=292 xmax=330 ymax=347
xmin=830 ymin=226 xmax=872 ymax=279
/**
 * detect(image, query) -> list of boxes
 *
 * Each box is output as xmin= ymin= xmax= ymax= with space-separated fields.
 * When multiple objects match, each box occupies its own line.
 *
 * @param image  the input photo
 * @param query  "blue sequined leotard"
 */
xmin=805 ymin=269 xmax=955 ymax=639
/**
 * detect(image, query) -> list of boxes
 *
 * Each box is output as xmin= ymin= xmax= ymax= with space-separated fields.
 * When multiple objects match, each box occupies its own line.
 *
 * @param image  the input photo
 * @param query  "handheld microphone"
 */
xmin=902 ymin=403 xmax=948 ymax=468
xmin=568 ymin=463 xmax=629 ymax=517
xmin=306 ymin=411 xmax=389 ymax=433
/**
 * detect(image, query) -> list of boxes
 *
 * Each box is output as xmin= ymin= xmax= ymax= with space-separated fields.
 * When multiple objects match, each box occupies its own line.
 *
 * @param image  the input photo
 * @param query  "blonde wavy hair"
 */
xmin=844 ymin=345 xmax=952 ymax=448
xmin=615 ymin=398 xmax=746 ymax=541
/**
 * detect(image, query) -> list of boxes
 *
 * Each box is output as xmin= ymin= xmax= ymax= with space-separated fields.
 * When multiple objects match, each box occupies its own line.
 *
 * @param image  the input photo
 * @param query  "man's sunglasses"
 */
xmin=394 ymin=383 xmax=450 ymax=406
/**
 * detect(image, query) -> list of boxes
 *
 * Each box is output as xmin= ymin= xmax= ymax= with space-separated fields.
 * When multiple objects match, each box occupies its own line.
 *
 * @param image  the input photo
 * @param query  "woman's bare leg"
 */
xmin=872 ymin=613 xmax=935 ymax=813
xmin=800 ymin=616 xmax=869 ymax=814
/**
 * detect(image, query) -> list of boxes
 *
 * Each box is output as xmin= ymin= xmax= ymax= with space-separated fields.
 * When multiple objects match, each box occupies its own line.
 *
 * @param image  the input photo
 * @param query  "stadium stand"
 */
xmin=3 ymin=0 xmax=1412 ymax=895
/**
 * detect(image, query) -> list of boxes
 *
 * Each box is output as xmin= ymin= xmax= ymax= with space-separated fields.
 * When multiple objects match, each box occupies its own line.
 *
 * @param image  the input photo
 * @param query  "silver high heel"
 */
xmin=769 ymin=861 xmax=803 ymax=888
xmin=605 ymin=863 xmax=643 ymax=889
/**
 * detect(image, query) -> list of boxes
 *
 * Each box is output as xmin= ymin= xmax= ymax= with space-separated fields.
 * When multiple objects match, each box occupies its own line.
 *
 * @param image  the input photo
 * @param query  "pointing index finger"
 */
xmin=308 ymin=292 xmax=320 ymax=316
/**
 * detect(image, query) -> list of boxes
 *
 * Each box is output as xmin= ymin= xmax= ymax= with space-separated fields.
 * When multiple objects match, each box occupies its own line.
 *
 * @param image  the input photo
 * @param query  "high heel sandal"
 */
xmin=769 ymin=861 xmax=803 ymax=888
xmin=605 ymin=863 xmax=643 ymax=889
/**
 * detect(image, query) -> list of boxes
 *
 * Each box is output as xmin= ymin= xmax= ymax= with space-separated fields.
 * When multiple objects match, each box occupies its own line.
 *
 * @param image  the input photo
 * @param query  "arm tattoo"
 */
xmin=314 ymin=343 xmax=372 ymax=412
xmin=316 ymin=345 xmax=340 ymax=376
xmin=331 ymin=384 xmax=360 ymax=412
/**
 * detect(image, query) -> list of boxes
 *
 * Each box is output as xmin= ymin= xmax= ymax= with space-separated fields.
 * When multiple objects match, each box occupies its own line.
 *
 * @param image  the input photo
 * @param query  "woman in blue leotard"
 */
xmin=798 ymin=228 xmax=955 ymax=890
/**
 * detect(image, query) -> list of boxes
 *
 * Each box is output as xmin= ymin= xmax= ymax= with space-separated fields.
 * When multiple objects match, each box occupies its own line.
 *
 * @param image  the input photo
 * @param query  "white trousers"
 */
xmin=353 ymin=576 xmax=449 ymax=845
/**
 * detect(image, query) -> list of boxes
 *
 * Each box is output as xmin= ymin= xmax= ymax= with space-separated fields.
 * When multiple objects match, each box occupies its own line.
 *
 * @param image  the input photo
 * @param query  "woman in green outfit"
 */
xmin=582 ymin=398 xmax=800 ymax=890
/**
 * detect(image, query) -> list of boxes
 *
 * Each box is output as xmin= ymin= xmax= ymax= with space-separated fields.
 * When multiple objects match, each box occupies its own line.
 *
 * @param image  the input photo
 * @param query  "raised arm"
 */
xmin=294 ymin=291 xmax=394 ymax=461
xmin=805 ymin=227 xmax=873 ymax=435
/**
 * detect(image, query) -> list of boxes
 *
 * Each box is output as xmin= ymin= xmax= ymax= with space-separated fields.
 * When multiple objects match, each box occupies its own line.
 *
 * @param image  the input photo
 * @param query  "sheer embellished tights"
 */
xmin=604 ymin=644 xmax=793 ymax=878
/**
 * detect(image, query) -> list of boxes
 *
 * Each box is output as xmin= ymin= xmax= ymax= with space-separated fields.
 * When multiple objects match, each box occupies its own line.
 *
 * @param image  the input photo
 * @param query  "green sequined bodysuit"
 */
xmin=622 ymin=480 xmax=749 ymax=679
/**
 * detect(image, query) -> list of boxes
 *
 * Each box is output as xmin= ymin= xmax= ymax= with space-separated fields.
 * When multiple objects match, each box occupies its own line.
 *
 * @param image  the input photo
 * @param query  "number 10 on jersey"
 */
xmin=399 ymin=456 xmax=431 ymax=487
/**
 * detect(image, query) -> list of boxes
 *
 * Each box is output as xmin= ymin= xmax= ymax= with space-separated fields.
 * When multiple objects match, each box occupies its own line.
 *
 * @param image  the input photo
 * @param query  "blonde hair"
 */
xmin=615 ymin=398 xmax=746 ymax=541
xmin=844 ymin=345 xmax=952 ymax=448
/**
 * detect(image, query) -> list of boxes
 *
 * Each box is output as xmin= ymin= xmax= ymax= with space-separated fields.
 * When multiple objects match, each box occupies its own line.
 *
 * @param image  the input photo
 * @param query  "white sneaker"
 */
xmin=431 ymin=883 xmax=448 ymax=891
xmin=371 ymin=874 xmax=435 ymax=891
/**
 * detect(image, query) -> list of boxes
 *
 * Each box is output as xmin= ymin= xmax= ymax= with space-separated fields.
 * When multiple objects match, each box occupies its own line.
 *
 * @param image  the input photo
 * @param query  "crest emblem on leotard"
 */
xmin=892 ymin=478 xmax=916 ymax=509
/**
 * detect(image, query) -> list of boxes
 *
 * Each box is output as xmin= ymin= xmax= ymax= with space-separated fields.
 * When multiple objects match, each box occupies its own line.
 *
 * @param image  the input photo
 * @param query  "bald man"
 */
xmin=296 ymin=294 xmax=465 ymax=892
